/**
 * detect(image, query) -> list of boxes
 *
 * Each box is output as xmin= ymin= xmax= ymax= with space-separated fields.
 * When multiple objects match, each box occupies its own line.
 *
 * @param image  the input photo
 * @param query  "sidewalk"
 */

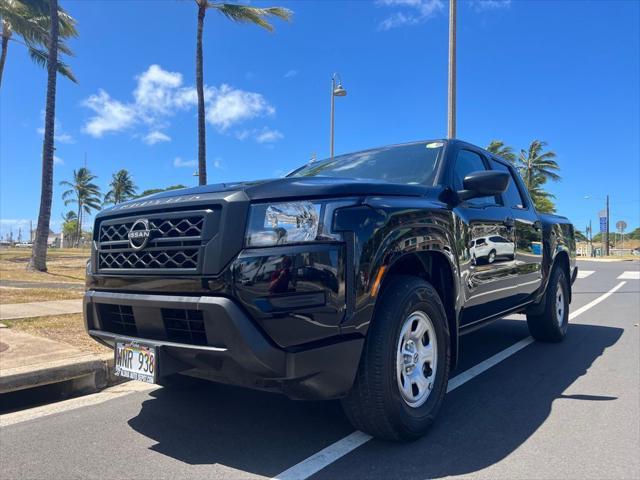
xmin=0 ymin=299 xmax=83 ymax=321
xmin=0 ymin=328 xmax=117 ymax=395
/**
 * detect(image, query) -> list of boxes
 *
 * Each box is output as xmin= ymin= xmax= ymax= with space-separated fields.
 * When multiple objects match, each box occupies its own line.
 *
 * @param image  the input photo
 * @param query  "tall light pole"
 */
xmin=330 ymin=73 xmax=347 ymax=159
xmin=447 ymin=0 xmax=457 ymax=139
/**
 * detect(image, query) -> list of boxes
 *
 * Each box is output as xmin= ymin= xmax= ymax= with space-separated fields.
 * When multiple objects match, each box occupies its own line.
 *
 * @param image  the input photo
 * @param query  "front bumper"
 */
xmin=85 ymin=291 xmax=363 ymax=400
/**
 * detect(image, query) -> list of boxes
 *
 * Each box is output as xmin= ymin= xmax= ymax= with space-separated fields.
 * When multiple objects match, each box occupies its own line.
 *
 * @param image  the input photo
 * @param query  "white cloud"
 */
xmin=255 ymin=127 xmax=284 ymax=144
xmin=206 ymin=84 xmax=275 ymax=131
xmin=82 ymin=65 xmax=276 ymax=143
xmin=212 ymin=158 xmax=223 ymax=169
xmin=143 ymin=130 xmax=171 ymax=145
xmin=173 ymin=157 xmax=197 ymax=168
xmin=376 ymin=0 xmax=444 ymax=30
xmin=54 ymin=155 xmax=64 ymax=165
xmin=82 ymin=89 xmax=137 ymax=137
xmin=284 ymin=69 xmax=298 ymax=78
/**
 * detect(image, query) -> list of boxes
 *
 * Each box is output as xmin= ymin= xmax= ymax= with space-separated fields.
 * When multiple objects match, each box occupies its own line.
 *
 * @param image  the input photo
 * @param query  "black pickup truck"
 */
xmin=85 ymin=139 xmax=577 ymax=440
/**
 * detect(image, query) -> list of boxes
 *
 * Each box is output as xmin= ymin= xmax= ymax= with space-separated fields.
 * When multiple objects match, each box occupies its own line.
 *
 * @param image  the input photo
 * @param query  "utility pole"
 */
xmin=447 ymin=0 xmax=457 ymax=139
xmin=605 ymin=195 xmax=610 ymax=256
xmin=589 ymin=219 xmax=593 ymax=257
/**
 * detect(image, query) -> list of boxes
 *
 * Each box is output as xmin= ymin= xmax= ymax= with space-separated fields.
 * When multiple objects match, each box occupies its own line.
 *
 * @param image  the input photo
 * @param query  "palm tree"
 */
xmin=486 ymin=140 xmax=516 ymax=163
xmin=104 ymin=169 xmax=137 ymax=205
xmin=192 ymin=2 xmax=292 ymax=186
xmin=60 ymin=210 xmax=77 ymax=246
xmin=60 ymin=167 xmax=101 ymax=247
xmin=0 ymin=0 xmax=77 ymax=87
xmin=28 ymin=0 xmax=67 ymax=270
xmin=516 ymin=140 xmax=560 ymax=192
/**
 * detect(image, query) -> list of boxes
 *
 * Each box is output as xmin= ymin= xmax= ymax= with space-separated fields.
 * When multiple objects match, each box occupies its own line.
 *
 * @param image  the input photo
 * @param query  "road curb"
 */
xmin=0 ymin=352 xmax=124 ymax=396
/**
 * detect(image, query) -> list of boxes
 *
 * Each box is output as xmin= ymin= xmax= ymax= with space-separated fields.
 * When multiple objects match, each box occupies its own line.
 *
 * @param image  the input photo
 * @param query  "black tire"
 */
xmin=526 ymin=267 xmax=569 ymax=342
xmin=487 ymin=250 xmax=496 ymax=264
xmin=341 ymin=275 xmax=450 ymax=441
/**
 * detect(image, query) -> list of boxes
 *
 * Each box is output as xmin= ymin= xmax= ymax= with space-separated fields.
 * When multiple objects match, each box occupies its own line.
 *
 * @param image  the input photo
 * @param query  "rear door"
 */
xmin=488 ymin=158 xmax=543 ymax=302
xmin=449 ymin=147 xmax=519 ymax=326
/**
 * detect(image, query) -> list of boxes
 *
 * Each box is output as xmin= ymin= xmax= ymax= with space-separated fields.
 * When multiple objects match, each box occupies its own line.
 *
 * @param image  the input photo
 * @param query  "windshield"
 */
xmin=288 ymin=141 xmax=444 ymax=185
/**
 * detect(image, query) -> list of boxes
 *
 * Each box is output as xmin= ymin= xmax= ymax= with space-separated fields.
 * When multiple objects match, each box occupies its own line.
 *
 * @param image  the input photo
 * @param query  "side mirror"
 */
xmin=458 ymin=170 xmax=509 ymax=202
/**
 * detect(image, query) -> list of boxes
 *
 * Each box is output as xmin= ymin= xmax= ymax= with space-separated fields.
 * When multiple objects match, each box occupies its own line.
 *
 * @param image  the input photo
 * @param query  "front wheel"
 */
xmin=341 ymin=275 xmax=450 ymax=441
xmin=526 ymin=267 xmax=569 ymax=342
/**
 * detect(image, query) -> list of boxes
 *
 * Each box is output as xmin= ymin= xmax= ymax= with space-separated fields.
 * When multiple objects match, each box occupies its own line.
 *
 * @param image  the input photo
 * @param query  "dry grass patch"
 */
xmin=0 ymin=287 xmax=83 ymax=304
xmin=4 ymin=313 xmax=111 ymax=354
xmin=0 ymin=248 xmax=88 ymax=283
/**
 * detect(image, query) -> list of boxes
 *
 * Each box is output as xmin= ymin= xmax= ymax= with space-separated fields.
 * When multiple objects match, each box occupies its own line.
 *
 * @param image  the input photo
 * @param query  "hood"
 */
xmin=128 ymin=176 xmax=432 ymax=204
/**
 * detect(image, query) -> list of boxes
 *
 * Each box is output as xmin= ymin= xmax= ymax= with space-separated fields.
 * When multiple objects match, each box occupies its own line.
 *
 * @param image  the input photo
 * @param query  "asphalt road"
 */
xmin=1 ymin=260 xmax=639 ymax=480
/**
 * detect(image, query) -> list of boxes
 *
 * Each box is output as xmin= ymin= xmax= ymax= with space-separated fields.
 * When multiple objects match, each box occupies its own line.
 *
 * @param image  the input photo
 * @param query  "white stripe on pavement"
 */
xmin=271 ymin=280 xmax=628 ymax=480
xmin=618 ymin=271 xmax=640 ymax=280
xmin=577 ymin=270 xmax=595 ymax=279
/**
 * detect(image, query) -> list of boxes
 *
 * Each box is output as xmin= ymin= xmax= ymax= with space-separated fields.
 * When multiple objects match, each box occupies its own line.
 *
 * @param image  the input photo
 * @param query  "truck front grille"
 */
xmin=96 ymin=209 xmax=215 ymax=274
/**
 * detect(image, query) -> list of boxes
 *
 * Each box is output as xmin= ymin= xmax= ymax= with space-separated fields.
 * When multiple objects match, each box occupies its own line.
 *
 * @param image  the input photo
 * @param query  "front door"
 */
xmin=450 ymin=147 xmax=519 ymax=327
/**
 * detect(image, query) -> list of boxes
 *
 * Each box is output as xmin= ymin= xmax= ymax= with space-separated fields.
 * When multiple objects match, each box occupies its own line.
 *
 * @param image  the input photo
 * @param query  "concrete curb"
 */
xmin=0 ymin=352 xmax=124 ymax=396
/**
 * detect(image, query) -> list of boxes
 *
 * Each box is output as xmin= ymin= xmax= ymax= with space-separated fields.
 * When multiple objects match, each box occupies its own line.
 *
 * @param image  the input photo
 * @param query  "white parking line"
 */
xmin=618 ymin=271 xmax=640 ymax=280
xmin=577 ymin=270 xmax=595 ymax=279
xmin=272 ymin=280 xmax=628 ymax=480
xmin=0 ymin=382 xmax=158 ymax=428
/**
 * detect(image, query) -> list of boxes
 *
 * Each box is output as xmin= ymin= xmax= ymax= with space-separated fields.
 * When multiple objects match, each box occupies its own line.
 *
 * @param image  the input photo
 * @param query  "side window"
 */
xmin=489 ymin=159 xmax=527 ymax=209
xmin=453 ymin=150 xmax=496 ymax=206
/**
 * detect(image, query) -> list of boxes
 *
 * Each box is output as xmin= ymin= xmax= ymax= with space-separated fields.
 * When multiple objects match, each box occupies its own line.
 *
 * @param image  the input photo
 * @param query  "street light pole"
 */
xmin=447 ymin=0 xmax=456 ymax=139
xmin=330 ymin=73 xmax=347 ymax=159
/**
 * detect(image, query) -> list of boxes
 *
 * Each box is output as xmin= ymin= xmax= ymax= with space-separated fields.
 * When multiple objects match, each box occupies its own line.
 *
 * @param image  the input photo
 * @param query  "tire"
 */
xmin=487 ymin=250 xmax=496 ymax=264
xmin=526 ymin=266 xmax=569 ymax=342
xmin=341 ymin=275 xmax=450 ymax=441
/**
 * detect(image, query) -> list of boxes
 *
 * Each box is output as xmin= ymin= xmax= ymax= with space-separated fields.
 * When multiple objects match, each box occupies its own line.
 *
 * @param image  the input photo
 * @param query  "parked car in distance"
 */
xmin=85 ymin=139 xmax=577 ymax=441
xmin=469 ymin=235 xmax=515 ymax=264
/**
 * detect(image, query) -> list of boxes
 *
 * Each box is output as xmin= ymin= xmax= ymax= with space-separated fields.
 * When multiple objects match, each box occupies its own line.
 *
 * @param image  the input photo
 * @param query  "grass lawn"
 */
xmin=3 ymin=313 xmax=111 ymax=355
xmin=0 ymin=287 xmax=83 ymax=304
xmin=0 ymin=248 xmax=88 ymax=283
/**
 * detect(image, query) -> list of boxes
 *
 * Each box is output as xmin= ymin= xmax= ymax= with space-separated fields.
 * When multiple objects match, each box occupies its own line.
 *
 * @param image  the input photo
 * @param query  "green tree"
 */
xmin=574 ymin=229 xmax=588 ymax=242
xmin=61 ymin=211 xmax=78 ymax=246
xmin=192 ymin=2 xmax=292 ymax=186
xmin=486 ymin=140 xmax=516 ymax=163
xmin=515 ymin=140 xmax=560 ymax=213
xmin=60 ymin=167 xmax=101 ymax=246
xmin=28 ymin=0 xmax=77 ymax=271
xmin=0 ymin=0 xmax=77 ymax=86
xmin=104 ymin=169 xmax=137 ymax=205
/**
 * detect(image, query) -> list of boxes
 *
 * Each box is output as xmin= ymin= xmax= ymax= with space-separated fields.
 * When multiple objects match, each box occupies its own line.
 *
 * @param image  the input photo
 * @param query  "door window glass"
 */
xmin=489 ymin=159 xmax=527 ymax=209
xmin=453 ymin=150 xmax=496 ymax=206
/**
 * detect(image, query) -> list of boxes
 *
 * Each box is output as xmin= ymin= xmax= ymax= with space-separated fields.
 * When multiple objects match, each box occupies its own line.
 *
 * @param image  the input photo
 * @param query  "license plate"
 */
xmin=114 ymin=341 xmax=156 ymax=384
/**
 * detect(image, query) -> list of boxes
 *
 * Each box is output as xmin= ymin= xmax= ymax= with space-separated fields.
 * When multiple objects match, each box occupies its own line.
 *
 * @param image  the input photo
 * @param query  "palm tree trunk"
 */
xmin=0 ymin=22 xmax=11 ymax=88
xmin=77 ymin=202 xmax=82 ymax=247
xmin=196 ymin=3 xmax=207 ymax=186
xmin=29 ymin=0 xmax=59 ymax=271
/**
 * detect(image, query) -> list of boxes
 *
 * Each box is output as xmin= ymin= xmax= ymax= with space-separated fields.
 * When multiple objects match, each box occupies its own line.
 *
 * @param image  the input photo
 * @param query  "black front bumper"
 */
xmin=85 ymin=291 xmax=363 ymax=400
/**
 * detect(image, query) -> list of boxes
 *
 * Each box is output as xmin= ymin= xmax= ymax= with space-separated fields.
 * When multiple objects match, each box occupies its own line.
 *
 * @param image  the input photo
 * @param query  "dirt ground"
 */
xmin=0 ymin=248 xmax=88 ymax=284
xmin=3 ymin=313 xmax=111 ymax=354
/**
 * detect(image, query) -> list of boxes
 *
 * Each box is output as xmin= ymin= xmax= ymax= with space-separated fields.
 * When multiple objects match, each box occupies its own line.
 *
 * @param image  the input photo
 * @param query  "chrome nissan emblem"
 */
xmin=128 ymin=219 xmax=152 ymax=250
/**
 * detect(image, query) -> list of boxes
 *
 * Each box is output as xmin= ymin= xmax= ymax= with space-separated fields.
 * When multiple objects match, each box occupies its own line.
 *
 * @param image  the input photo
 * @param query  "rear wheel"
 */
xmin=341 ymin=275 xmax=450 ymax=441
xmin=526 ymin=266 xmax=569 ymax=342
xmin=487 ymin=250 xmax=496 ymax=264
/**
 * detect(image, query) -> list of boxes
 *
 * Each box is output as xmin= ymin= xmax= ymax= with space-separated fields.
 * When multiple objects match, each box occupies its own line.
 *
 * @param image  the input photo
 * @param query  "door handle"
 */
xmin=534 ymin=220 xmax=542 ymax=231
xmin=503 ymin=217 xmax=515 ymax=228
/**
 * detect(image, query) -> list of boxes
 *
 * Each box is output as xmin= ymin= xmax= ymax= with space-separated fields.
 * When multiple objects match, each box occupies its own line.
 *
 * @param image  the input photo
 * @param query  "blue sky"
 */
xmin=1 ymin=0 xmax=639 ymax=239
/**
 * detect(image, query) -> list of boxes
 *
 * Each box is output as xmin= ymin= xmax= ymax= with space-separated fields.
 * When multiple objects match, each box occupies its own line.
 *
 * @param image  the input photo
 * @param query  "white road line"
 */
xmin=0 ymin=382 xmax=158 ymax=428
xmin=577 ymin=270 xmax=595 ymax=279
xmin=618 ymin=271 xmax=640 ymax=280
xmin=271 ymin=280 xmax=628 ymax=480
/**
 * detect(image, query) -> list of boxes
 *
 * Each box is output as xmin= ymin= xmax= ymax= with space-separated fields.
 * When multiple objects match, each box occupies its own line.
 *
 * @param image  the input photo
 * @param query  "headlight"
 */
xmin=245 ymin=200 xmax=354 ymax=247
